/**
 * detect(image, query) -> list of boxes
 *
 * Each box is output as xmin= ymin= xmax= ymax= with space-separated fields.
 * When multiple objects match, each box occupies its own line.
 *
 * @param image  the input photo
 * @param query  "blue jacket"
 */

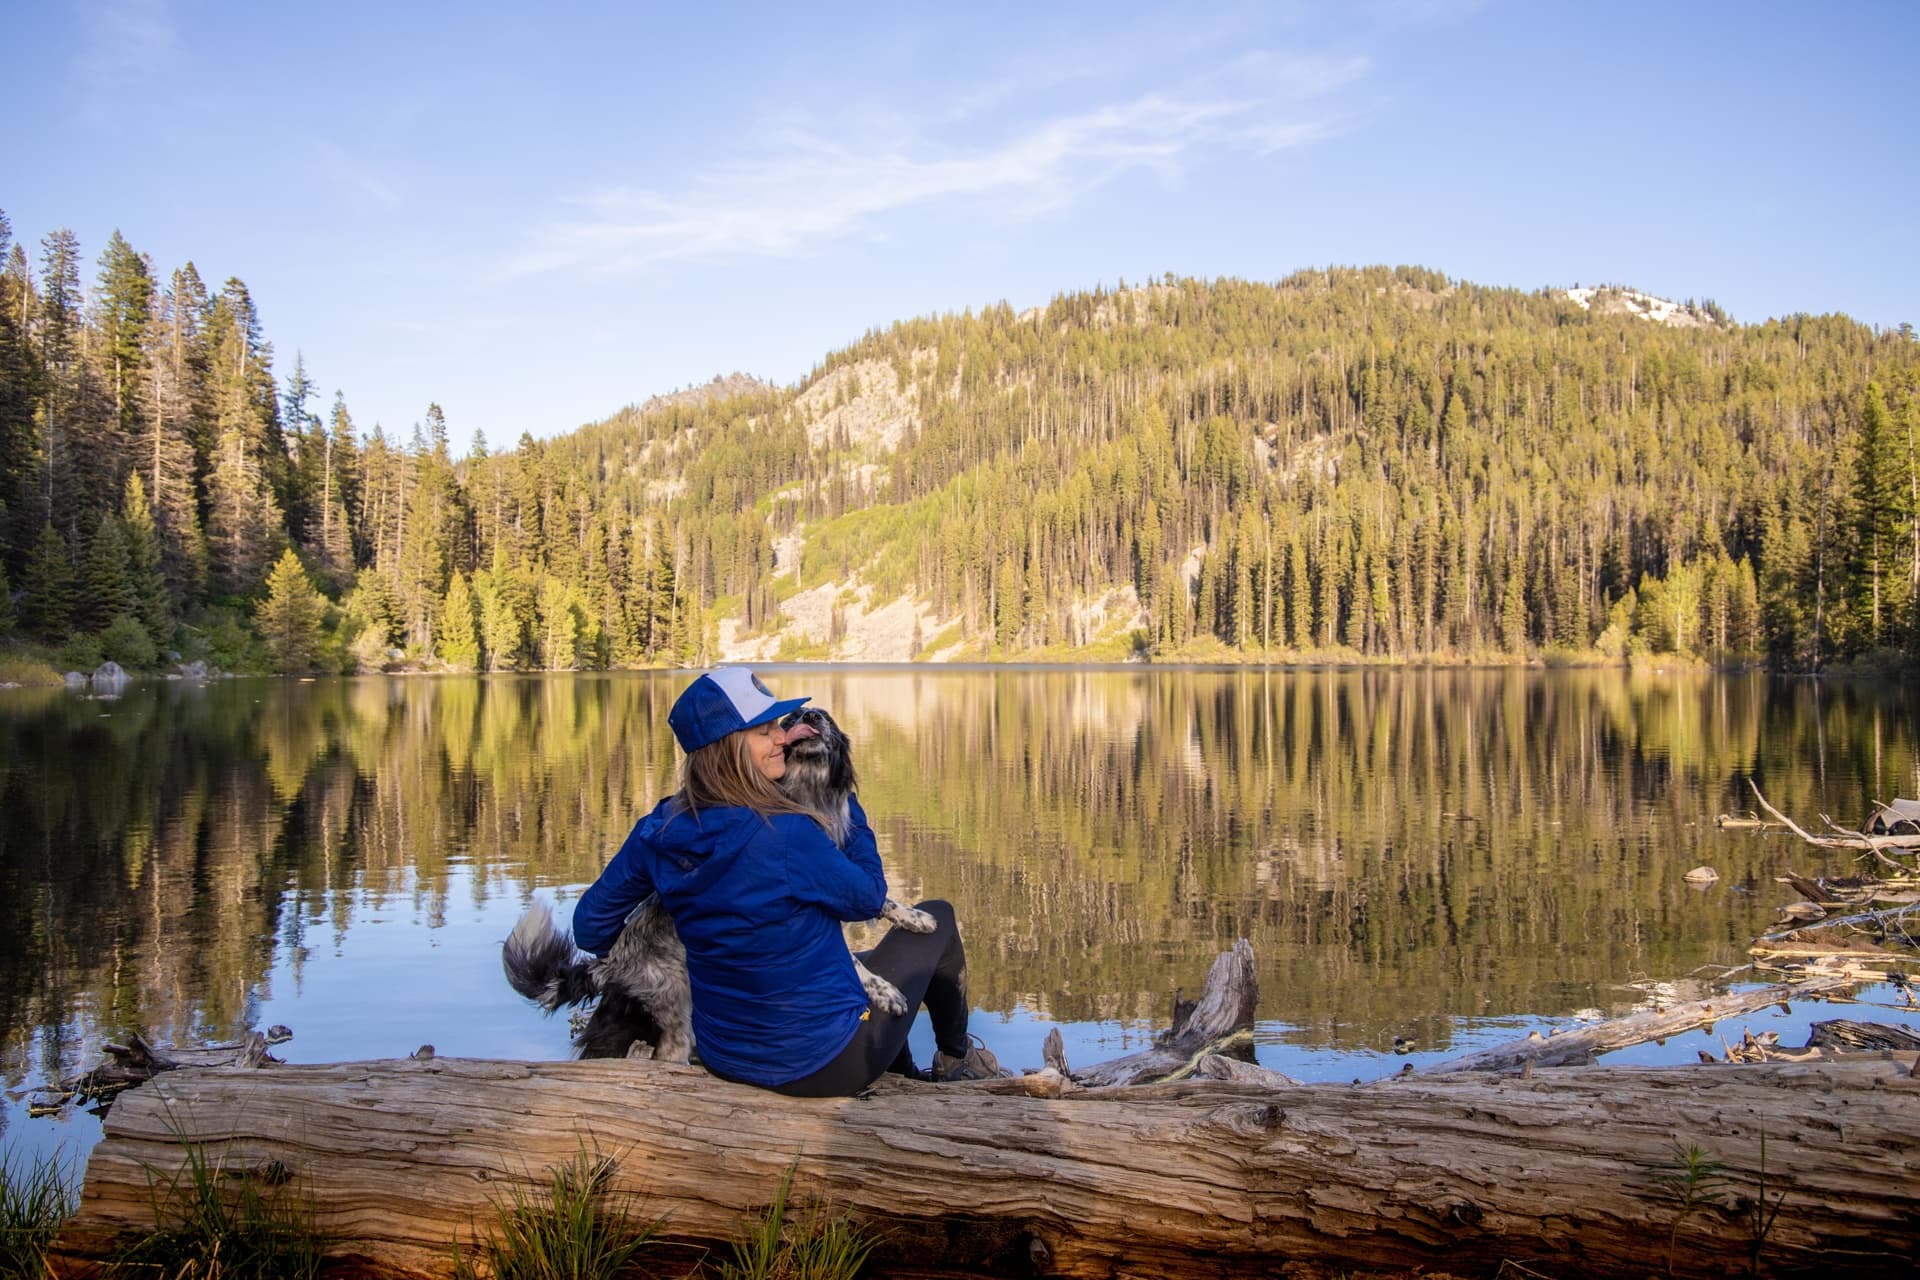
xmin=571 ymin=794 xmax=888 ymax=1086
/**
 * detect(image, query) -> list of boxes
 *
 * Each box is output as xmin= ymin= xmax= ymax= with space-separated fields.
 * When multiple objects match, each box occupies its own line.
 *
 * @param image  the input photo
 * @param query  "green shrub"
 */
xmin=97 ymin=612 xmax=159 ymax=670
xmin=54 ymin=633 xmax=102 ymax=674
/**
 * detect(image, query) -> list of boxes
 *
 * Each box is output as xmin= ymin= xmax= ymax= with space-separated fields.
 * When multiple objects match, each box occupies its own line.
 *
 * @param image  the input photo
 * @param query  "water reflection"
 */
xmin=2 ymin=669 xmax=1916 ymax=1157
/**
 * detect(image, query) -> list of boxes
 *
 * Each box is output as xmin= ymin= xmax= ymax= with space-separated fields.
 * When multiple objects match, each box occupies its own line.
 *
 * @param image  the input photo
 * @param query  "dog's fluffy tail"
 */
xmin=503 ymin=901 xmax=600 ymax=1012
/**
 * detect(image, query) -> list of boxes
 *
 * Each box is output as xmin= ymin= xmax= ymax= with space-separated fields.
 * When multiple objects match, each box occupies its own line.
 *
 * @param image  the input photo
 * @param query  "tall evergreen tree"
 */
xmin=0 ymin=213 xmax=40 ymax=552
xmin=205 ymin=427 xmax=286 ymax=596
xmin=18 ymin=523 xmax=75 ymax=639
xmin=1850 ymin=382 xmax=1905 ymax=649
xmin=93 ymin=231 xmax=153 ymax=441
xmin=437 ymin=569 xmax=481 ymax=671
xmin=121 ymin=472 xmax=174 ymax=649
xmin=36 ymin=229 xmax=83 ymax=531
xmin=78 ymin=512 xmax=136 ymax=633
xmin=255 ymin=547 xmax=324 ymax=672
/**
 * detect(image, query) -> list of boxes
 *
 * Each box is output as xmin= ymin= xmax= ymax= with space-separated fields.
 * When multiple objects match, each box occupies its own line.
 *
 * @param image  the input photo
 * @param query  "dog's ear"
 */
xmin=826 ymin=719 xmax=858 ymax=794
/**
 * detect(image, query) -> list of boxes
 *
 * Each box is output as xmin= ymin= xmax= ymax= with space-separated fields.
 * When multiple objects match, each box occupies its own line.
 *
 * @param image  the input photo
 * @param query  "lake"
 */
xmin=4 ymin=667 xmax=1917 ymax=1168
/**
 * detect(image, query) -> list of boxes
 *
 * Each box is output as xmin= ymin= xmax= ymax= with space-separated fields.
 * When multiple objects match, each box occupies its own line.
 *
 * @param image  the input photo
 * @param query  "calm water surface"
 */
xmin=4 ymin=667 xmax=1918 ymax=1168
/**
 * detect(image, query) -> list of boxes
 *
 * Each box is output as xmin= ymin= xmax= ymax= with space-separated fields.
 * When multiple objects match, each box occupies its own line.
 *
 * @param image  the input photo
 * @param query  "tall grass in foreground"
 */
xmin=111 ymin=1142 xmax=324 ymax=1280
xmin=451 ymin=1149 xmax=664 ymax=1280
xmin=1 ymin=1148 xmax=76 ymax=1279
xmin=716 ymin=1161 xmax=878 ymax=1280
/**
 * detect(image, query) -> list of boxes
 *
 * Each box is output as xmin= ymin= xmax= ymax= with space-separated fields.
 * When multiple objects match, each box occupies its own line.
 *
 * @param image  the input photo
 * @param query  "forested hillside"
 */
xmin=1 ymin=211 xmax=1915 ymax=676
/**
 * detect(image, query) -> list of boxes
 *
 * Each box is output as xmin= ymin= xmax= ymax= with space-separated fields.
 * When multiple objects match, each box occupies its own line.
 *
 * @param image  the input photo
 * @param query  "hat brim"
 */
xmin=742 ymin=696 xmax=810 ymax=732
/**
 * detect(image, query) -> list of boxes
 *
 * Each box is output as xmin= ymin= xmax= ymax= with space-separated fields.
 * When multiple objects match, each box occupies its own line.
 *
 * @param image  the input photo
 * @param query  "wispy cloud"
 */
xmin=511 ymin=52 xmax=1368 ymax=276
xmin=73 ymin=0 xmax=182 ymax=124
xmin=311 ymin=139 xmax=404 ymax=211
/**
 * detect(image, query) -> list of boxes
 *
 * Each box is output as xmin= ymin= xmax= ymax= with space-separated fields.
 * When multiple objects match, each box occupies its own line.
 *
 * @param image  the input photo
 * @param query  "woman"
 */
xmin=571 ymin=667 xmax=1004 ymax=1095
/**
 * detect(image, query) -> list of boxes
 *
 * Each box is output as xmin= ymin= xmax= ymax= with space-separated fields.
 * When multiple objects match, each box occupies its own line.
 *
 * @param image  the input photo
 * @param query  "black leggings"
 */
xmin=769 ymin=899 xmax=969 ymax=1098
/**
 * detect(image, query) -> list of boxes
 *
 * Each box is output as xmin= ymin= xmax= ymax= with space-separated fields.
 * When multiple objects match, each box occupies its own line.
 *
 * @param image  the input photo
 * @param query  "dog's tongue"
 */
xmin=784 ymin=721 xmax=818 ymax=742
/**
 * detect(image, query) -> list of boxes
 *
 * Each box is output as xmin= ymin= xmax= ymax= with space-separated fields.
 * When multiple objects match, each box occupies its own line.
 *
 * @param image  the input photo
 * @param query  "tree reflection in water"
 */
xmin=2 ymin=669 xmax=1916 ymax=1158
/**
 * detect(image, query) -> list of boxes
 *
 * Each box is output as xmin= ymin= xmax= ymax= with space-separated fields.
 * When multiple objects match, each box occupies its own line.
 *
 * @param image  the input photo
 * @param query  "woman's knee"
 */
xmin=916 ymin=899 xmax=956 ymax=931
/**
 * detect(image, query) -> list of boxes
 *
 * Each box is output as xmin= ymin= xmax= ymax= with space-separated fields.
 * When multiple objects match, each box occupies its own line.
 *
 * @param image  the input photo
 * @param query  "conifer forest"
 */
xmin=0 ymin=210 xmax=1916 ymax=676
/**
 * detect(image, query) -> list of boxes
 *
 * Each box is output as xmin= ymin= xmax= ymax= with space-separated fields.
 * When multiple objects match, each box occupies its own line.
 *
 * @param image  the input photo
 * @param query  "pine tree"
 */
xmin=537 ymin=574 xmax=579 ymax=670
xmin=1287 ymin=530 xmax=1310 ymax=649
xmin=206 ymin=428 xmax=286 ymax=596
xmin=1850 ymin=382 xmax=1903 ymax=649
xmin=93 ymin=230 xmax=152 ymax=441
xmin=256 ymin=548 xmax=325 ymax=673
xmin=138 ymin=272 xmax=207 ymax=602
xmin=36 ymin=229 xmax=83 ymax=529
xmin=0 ymin=558 xmax=13 ymax=638
xmin=19 ymin=523 xmax=75 ymax=639
xmin=121 ymin=472 xmax=173 ymax=650
xmin=437 ymin=569 xmax=481 ymax=671
xmin=343 ymin=565 xmax=398 ymax=668
xmin=78 ymin=512 xmax=136 ymax=633
xmin=0 ymin=215 xmax=38 ymax=550
xmin=480 ymin=546 xmax=534 ymax=670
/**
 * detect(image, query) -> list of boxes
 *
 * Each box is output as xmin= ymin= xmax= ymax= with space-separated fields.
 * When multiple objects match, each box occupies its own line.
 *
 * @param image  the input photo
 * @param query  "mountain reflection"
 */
xmin=2 ymin=669 xmax=1915 ymax=1100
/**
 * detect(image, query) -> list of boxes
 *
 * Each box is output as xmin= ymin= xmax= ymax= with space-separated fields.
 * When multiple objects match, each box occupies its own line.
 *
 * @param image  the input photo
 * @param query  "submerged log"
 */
xmin=1424 ymin=977 xmax=1849 ymax=1073
xmin=56 ymin=1054 xmax=1920 ymax=1279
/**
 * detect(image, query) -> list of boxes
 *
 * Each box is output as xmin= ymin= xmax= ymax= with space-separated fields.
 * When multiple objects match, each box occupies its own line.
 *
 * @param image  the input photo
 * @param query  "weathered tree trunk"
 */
xmin=56 ymin=1054 xmax=1920 ymax=1278
xmin=1066 ymin=938 xmax=1260 ymax=1087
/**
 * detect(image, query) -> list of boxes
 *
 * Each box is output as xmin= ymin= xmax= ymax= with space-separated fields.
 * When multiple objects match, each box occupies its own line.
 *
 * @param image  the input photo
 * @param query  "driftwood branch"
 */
xmin=18 ymin=1028 xmax=288 ymax=1115
xmin=1747 ymin=780 xmax=1920 ymax=870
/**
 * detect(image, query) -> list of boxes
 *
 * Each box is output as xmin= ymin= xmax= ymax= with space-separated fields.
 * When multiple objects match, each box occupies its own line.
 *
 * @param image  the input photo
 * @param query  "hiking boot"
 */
xmin=931 ymin=1035 xmax=1012 ymax=1082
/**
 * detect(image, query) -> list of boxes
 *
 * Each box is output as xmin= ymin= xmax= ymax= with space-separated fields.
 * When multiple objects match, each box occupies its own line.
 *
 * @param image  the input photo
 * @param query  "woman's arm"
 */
xmin=777 ymin=797 xmax=887 ymax=921
xmin=571 ymin=822 xmax=658 ymax=956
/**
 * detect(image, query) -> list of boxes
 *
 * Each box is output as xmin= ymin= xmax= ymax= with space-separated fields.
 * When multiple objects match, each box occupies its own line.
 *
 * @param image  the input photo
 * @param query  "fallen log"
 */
xmin=54 ymin=1053 xmax=1920 ymax=1279
xmin=1423 ymin=977 xmax=1849 ymax=1073
xmin=1749 ymin=929 xmax=1906 ymax=967
xmin=1806 ymin=1018 xmax=1920 ymax=1052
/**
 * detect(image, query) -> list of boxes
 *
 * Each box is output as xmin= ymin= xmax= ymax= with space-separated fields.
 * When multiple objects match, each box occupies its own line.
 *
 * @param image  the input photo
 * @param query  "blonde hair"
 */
xmin=675 ymin=727 xmax=812 ymax=820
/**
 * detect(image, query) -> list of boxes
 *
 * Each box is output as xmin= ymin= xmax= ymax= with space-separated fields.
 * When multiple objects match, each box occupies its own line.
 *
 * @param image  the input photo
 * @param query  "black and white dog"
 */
xmin=502 ymin=706 xmax=934 ymax=1060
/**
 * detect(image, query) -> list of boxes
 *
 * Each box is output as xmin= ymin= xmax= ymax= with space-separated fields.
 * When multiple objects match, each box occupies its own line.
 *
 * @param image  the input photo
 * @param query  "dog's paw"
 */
xmin=653 ymin=1031 xmax=695 ymax=1065
xmin=882 ymin=900 xmax=937 ymax=934
xmin=857 ymin=965 xmax=911 ymax=1016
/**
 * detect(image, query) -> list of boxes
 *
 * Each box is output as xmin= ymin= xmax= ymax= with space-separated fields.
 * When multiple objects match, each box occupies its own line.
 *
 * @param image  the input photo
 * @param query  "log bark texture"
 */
xmin=58 ymin=1054 xmax=1920 ymax=1278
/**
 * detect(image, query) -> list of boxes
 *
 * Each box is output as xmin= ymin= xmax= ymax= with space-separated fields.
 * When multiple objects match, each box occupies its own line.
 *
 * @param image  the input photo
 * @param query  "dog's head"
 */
xmin=778 ymin=705 xmax=856 ymax=803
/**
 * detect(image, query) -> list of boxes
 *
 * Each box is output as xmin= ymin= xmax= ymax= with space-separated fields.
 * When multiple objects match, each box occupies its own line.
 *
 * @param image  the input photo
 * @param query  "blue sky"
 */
xmin=5 ymin=1 xmax=1916 ymax=448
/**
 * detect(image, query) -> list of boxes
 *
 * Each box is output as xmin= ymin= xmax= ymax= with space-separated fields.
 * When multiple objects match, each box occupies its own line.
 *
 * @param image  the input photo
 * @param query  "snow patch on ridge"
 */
xmin=1564 ymin=286 xmax=1711 ymax=328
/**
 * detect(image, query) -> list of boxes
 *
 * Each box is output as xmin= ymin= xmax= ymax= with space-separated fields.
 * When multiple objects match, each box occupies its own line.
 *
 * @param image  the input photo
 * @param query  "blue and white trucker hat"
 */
xmin=668 ymin=668 xmax=810 ymax=753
